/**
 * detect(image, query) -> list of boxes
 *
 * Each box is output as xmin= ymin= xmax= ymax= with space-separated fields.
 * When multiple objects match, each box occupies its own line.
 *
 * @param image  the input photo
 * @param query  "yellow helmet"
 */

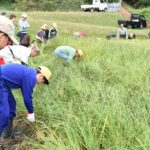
xmin=38 ymin=66 xmax=52 ymax=84
xmin=77 ymin=49 xmax=83 ymax=58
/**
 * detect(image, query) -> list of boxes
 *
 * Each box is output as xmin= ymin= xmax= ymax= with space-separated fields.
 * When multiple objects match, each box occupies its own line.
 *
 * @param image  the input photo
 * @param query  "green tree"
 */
xmin=123 ymin=0 xmax=150 ymax=7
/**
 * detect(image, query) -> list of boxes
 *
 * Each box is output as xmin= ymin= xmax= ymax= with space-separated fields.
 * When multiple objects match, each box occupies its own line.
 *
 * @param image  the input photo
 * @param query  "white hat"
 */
xmin=0 ymin=16 xmax=18 ymax=44
xmin=21 ymin=13 xmax=28 ymax=18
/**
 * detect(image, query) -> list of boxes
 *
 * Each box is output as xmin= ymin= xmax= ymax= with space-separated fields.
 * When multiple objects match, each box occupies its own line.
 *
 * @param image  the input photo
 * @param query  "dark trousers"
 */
xmin=119 ymin=34 xmax=126 ymax=39
xmin=19 ymin=32 xmax=27 ymax=44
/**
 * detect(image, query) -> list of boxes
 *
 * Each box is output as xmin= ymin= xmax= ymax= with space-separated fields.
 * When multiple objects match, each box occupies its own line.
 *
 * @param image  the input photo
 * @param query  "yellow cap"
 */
xmin=52 ymin=23 xmax=57 ymax=28
xmin=41 ymin=25 xmax=47 ymax=30
xmin=77 ymin=49 xmax=83 ymax=58
xmin=38 ymin=66 xmax=51 ymax=84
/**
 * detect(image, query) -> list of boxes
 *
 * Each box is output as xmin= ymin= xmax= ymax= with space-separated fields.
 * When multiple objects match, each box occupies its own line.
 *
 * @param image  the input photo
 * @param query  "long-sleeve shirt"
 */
xmin=1 ymin=64 xmax=37 ymax=113
xmin=117 ymin=27 xmax=128 ymax=37
xmin=18 ymin=19 xmax=30 ymax=33
xmin=0 ymin=45 xmax=31 ymax=64
xmin=54 ymin=46 xmax=76 ymax=61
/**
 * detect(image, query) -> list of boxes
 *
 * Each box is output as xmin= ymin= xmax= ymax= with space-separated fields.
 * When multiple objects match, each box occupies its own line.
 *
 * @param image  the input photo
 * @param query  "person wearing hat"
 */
xmin=18 ymin=13 xmax=30 ymax=44
xmin=36 ymin=25 xmax=46 ymax=44
xmin=49 ymin=23 xmax=58 ymax=39
xmin=117 ymin=24 xmax=128 ymax=39
xmin=128 ymin=33 xmax=136 ymax=40
xmin=0 ymin=16 xmax=18 ymax=49
xmin=54 ymin=46 xmax=83 ymax=61
xmin=0 ymin=44 xmax=40 ymax=65
xmin=42 ymin=24 xmax=49 ymax=42
xmin=0 ymin=64 xmax=51 ymax=140
xmin=9 ymin=14 xmax=16 ymax=23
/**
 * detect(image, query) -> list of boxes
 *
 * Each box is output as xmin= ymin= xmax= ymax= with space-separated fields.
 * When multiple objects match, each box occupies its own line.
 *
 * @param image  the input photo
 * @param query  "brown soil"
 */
xmin=0 ymin=116 xmax=36 ymax=150
xmin=120 ymin=6 xmax=131 ymax=19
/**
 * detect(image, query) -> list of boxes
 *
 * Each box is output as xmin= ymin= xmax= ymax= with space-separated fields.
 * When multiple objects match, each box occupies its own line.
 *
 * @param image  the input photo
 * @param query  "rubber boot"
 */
xmin=2 ymin=119 xmax=13 ymax=138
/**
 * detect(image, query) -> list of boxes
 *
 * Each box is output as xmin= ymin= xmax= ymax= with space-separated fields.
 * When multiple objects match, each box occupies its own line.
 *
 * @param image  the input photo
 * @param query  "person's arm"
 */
xmin=66 ymin=48 xmax=76 ymax=61
xmin=21 ymin=74 xmax=36 ymax=113
xmin=36 ymin=32 xmax=43 ymax=42
xmin=125 ymin=28 xmax=128 ymax=39
xmin=67 ymin=52 xmax=75 ymax=61
xmin=36 ymin=35 xmax=41 ymax=41
xmin=26 ymin=21 xmax=30 ymax=27
xmin=18 ymin=20 xmax=24 ymax=31
xmin=117 ymin=29 xmax=120 ymax=39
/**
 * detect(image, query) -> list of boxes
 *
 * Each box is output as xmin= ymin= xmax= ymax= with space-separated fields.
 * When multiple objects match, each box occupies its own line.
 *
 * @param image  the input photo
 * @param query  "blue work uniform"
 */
xmin=0 ymin=64 xmax=37 ymax=136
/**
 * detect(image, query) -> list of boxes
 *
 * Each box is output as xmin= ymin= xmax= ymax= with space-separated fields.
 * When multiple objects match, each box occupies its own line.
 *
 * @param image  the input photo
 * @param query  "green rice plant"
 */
xmin=10 ymin=12 xmax=150 ymax=149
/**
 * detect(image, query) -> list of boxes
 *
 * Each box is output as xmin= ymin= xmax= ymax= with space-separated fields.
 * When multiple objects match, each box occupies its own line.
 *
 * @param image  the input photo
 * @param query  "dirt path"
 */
xmin=119 ymin=6 xmax=131 ymax=19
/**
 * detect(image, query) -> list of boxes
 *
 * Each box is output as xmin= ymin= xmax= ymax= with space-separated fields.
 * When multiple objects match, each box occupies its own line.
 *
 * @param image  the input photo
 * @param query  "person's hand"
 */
xmin=26 ymin=113 xmax=35 ymax=122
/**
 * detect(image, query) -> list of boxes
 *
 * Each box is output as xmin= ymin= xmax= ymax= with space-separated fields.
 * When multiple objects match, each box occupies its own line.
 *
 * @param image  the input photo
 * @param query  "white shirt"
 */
xmin=18 ymin=19 xmax=30 ymax=33
xmin=118 ymin=27 xmax=128 ymax=36
xmin=0 ymin=45 xmax=31 ymax=64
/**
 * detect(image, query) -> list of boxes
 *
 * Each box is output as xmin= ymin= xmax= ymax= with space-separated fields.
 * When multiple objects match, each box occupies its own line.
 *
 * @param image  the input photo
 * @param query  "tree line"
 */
xmin=2 ymin=0 xmax=150 ymax=11
xmin=123 ymin=0 xmax=150 ymax=8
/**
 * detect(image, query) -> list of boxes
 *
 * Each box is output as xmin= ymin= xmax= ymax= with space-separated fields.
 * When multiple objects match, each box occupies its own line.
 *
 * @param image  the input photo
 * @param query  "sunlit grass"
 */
xmin=10 ymin=11 xmax=150 ymax=149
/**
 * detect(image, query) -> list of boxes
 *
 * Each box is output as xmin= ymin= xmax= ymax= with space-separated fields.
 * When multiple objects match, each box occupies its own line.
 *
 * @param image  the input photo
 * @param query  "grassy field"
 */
xmin=3 ymin=11 xmax=150 ymax=149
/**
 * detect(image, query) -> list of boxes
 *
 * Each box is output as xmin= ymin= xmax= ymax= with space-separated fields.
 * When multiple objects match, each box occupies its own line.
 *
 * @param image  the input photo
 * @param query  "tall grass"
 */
xmin=11 ymin=12 xmax=150 ymax=149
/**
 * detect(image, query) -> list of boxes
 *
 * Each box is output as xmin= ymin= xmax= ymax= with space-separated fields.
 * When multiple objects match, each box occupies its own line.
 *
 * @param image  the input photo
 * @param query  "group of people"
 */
xmin=36 ymin=23 xmax=58 ymax=44
xmin=0 ymin=13 xmax=84 ymax=142
xmin=6 ymin=12 xmax=58 ymax=46
xmin=117 ymin=24 xmax=136 ymax=39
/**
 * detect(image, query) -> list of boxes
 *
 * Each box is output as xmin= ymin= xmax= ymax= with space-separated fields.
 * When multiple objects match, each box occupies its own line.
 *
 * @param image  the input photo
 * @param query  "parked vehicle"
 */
xmin=118 ymin=14 xmax=147 ymax=29
xmin=81 ymin=0 xmax=108 ymax=12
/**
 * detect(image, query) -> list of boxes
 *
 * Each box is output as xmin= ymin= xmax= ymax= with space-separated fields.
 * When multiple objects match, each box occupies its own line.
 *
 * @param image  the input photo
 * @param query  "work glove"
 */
xmin=26 ymin=113 xmax=35 ymax=122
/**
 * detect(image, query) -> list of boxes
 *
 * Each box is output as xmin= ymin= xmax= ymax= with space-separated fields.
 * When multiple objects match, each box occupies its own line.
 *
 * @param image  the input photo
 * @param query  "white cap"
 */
xmin=0 ymin=16 xmax=19 ymax=44
xmin=21 ymin=13 xmax=28 ymax=18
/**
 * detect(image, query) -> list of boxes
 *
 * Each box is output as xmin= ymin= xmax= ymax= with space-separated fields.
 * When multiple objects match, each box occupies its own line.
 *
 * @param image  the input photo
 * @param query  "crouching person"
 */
xmin=128 ymin=33 xmax=136 ymax=40
xmin=0 ymin=44 xmax=40 ymax=65
xmin=54 ymin=46 xmax=83 ymax=61
xmin=0 ymin=64 xmax=51 ymax=140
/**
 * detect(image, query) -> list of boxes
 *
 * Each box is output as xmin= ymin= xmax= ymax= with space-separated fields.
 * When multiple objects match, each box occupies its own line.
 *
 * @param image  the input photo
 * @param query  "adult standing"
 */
xmin=117 ymin=24 xmax=128 ymax=39
xmin=0 ymin=64 xmax=51 ymax=139
xmin=18 ymin=14 xmax=30 ymax=44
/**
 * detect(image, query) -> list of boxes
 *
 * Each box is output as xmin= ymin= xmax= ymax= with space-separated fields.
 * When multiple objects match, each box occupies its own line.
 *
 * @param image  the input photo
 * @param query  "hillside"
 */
xmin=1 ymin=11 xmax=150 ymax=149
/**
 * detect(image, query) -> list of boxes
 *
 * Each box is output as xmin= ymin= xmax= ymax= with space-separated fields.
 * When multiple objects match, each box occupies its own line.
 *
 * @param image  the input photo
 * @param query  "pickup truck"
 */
xmin=81 ymin=0 xmax=108 ymax=12
xmin=118 ymin=14 xmax=147 ymax=29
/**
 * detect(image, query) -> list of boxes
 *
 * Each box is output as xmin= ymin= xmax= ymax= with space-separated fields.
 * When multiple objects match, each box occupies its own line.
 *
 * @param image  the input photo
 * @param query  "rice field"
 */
xmin=5 ymin=11 xmax=150 ymax=149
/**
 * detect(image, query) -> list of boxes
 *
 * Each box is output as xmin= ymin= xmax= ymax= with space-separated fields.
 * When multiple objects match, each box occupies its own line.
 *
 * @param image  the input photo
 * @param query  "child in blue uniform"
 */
xmin=0 ymin=64 xmax=51 ymax=139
